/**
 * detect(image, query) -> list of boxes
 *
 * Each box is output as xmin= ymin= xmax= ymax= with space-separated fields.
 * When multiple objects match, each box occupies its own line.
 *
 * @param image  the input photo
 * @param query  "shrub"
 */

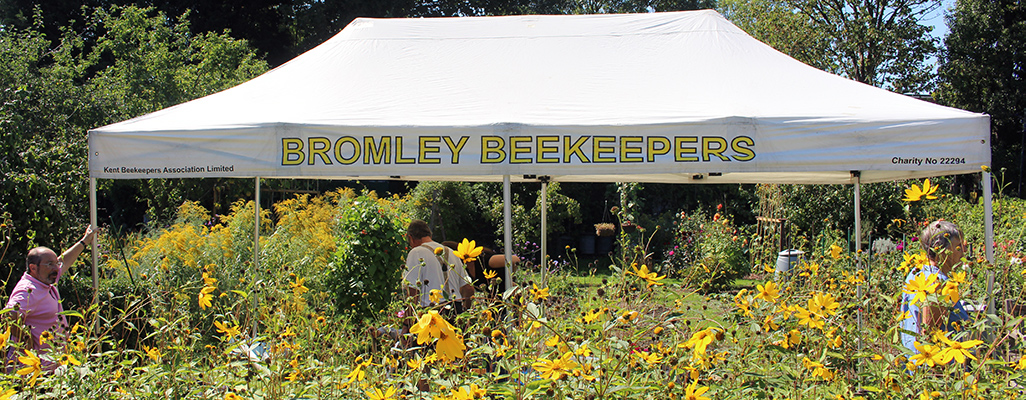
xmin=662 ymin=208 xmax=748 ymax=292
xmin=325 ymin=195 xmax=408 ymax=320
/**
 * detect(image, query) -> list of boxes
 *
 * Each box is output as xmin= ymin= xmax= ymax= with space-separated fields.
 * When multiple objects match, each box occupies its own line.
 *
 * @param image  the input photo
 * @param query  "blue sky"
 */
xmin=924 ymin=0 xmax=956 ymax=41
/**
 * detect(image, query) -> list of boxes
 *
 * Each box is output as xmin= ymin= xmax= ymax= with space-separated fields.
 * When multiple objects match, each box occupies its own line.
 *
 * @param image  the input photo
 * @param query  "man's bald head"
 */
xmin=26 ymin=247 xmax=56 ymax=271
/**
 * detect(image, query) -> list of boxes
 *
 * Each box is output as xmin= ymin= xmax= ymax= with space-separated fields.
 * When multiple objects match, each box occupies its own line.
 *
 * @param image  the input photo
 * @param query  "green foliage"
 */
xmin=721 ymin=0 xmax=941 ymax=93
xmin=662 ymin=208 xmax=748 ymax=292
xmin=325 ymin=195 xmax=408 ymax=320
xmin=777 ymin=181 xmax=909 ymax=242
xmin=937 ymin=0 xmax=1026 ymax=193
xmin=719 ymin=0 xmax=834 ymax=71
xmin=407 ymin=181 xmax=491 ymax=243
xmin=0 ymin=4 xmax=267 ymax=280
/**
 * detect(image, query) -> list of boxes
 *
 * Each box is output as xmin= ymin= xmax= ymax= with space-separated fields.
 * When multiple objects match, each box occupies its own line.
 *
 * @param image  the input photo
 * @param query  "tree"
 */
xmin=0 ymin=5 xmax=267 ymax=280
xmin=719 ymin=0 xmax=833 ymax=71
xmin=720 ymin=0 xmax=942 ymax=94
xmin=936 ymin=0 xmax=1026 ymax=195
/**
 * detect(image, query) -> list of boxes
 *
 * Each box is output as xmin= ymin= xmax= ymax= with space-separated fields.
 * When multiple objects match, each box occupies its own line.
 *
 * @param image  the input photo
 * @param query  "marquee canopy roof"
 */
xmin=89 ymin=10 xmax=990 ymax=184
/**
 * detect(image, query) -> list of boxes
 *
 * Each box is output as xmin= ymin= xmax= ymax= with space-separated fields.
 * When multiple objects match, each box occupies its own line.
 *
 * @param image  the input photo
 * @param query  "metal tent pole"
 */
xmin=503 ymin=175 xmax=513 ymax=293
xmin=983 ymin=171 xmax=995 ymax=312
xmin=90 ymin=178 xmax=99 ymax=297
xmin=540 ymin=178 xmax=548 ymax=286
xmin=252 ymin=177 xmax=261 ymax=338
xmin=853 ymin=171 xmax=864 ymax=375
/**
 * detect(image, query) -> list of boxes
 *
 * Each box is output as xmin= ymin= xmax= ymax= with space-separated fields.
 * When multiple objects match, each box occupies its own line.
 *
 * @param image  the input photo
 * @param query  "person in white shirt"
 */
xmin=403 ymin=220 xmax=474 ymax=310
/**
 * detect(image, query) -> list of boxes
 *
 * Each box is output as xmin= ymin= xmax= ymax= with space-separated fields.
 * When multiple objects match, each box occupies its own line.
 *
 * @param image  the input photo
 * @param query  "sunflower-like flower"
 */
xmin=532 ymin=351 xmax=578 ymax=380
xmin=365 ymin=386 xmax=397 ymax=400
xmin=754 ymin=281 xmax=780 ymax=303
xmin=684 ymin=381 xmax=711 ymax=400
xmin=627 ymin=263 xmax=666 ymax=288
xmin=938 ymin=336 xmax=984 ymax=364
xmin=198 ymin=285 xmax=216 ymax=310
xmin=903 ymin=179 xmax=939 ymax=202
xmin=16 ymin=350 xmax=42 ymax=386
xmin=214 ymin=320 xmax=241 ymax=340
xmin=903 ymin=273 xmax=939 ymax=306
xmin=909 ymin=341 xmax=944 ymax=367
xmin=809 ymin=292 xmax=840 ymax=317
xmin=531 ymin=284 xmax=550 ymax=301
xmin=830 ymin=244 xmax=843 ymax=259
xmin=682 ymin=328 xmax=719 ymax=356
xmin=453 ymin=239 xmax=483 ymax=262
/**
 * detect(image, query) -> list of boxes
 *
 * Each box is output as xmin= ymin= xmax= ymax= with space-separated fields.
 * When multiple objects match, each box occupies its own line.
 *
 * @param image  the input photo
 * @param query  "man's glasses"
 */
xmin=39 ymin=261 xmax=63 ymax=269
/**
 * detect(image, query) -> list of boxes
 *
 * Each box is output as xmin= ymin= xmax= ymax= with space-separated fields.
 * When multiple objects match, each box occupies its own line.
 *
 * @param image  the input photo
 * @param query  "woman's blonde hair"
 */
xmin=919 ymin=220 xmax=963 ymax=261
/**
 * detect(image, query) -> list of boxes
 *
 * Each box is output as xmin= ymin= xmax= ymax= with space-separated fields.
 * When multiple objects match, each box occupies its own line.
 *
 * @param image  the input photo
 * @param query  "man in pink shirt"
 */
xmin=6 ymin=225 xmax=95 ymax=351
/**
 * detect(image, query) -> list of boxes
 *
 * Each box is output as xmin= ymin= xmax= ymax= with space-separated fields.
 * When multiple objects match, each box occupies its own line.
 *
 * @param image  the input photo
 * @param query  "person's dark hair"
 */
xmin=919 ymin=220 xmax=963 ymax=260
xmin=407 ymin=220 xmax=432 ymax=239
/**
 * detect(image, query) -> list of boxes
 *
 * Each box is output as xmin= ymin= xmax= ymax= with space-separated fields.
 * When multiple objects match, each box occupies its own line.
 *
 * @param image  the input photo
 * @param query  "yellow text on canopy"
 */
xmin=281 ymin=135 xmax=756 ymax=166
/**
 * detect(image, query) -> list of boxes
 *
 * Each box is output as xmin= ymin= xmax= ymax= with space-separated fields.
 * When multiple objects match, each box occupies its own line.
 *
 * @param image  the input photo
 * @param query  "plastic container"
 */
xmin=775 ymin=249 xmax=804 ymax=278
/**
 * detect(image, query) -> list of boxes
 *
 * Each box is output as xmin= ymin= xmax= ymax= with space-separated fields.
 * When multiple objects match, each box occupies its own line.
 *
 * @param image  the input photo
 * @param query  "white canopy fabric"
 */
xmin=88 ymin=10 xmax=989 ymax=184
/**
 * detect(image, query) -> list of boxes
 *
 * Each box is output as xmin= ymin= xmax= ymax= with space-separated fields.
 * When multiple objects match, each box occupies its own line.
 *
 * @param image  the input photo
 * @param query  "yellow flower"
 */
xmin=291 ymin=276 xmax=309 ymax=296
xmin=531 ymin=284 xmax=550 ymax=302
xmin=683 ymin=328 xmax=719 ymax=356
xmin=776 ymin=329 xmax=801 ymax=349
xmin=575 ymin=343 xmax=592 ymax=357
xmin=684 ymin=381 xmax=711 ymax=400
xmin=900 ymin=251 xmax=929 ymax=274
xmin=16 ymin=350 xmax=42 ymax=386
xmin=810 ymin=292 xmax=840 ymax=317
xmin=453 ymin=239 xmax=483 ymax=262
xmin=483 ymin=269 xmax=498 ymax=279
xmin=434 ymin=246 xmax=444 ymax=255
xmin=938 ymin=336 xmax=984 ymax=364
xmin=0 ymin=388 xmax=15 ymax=400
xmin=409 ymin=310 xmax=457 ymax=345
xmin=802 ymin=357 xmax=835 ymax=380
xmin=198 ymin=285 xmax=216 ymax=310
xmin=59 ymin=354 xmax=81 ymax=366
xmin=365 ymin=387 xmax=397 ymax=400
xmin=909 ymin=342 xmax=944 ymax=367
xmin=408 ymin=357 xmax=423 ymax=370
xmin=0 ymin=327 xmax=9 ymax=349
xmin=73 ymin=340 xmax=86 ymax=352
xmin=40 ymin=331 xmax=53 ymax=344
xmin=903 ymin=273 xmax=939 ymax=306
xmin=345 ymin=356 xmax=372 ymax=384
xmin=762 ymin=264 xmax=775 ymax=273
xmin=143 ymin=345 xmax=162 ymax=362
xmin=435 ymin=330 xmax=467 ymax=361
xmin=634 ymin=351 xmax=662 ymax=364
xmin=545 ymin=335 xmax=561 ymax=347
xmin=532 ymin=351 xmax=578 ymax=380
xmin=762 ymin=315 xmax=779 ymax=332
xmin=429 ymin=289 xmax=444 ymax=304
xmin=795 ymin=306 xmax=825 ymax=330
xmin=202 ymin=271 xmax=217 ymax=287
xmin=224 ymin=393 xmax=244 ymax=400
xmin=940 ymin=281 xmax=960 ymax=303
xmin=755 ymin=281 xmax=780 ymax=303
xmin=830 ymin=244 xmax=842 ymax=259
xmin=734 ymin=291 xmax=753 ymax=318
xmin=903 ymin=179 xmax=939 ymax=202
xmin=583 ymin=308 xmax=606 ymax=323
xmin=214 ymin=320 xmax=241 ymax=340
xmin=1012 ymin=355 xmax=1026 ymax=370
xmin=628 ymin=263 xmax=666 ymax=288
